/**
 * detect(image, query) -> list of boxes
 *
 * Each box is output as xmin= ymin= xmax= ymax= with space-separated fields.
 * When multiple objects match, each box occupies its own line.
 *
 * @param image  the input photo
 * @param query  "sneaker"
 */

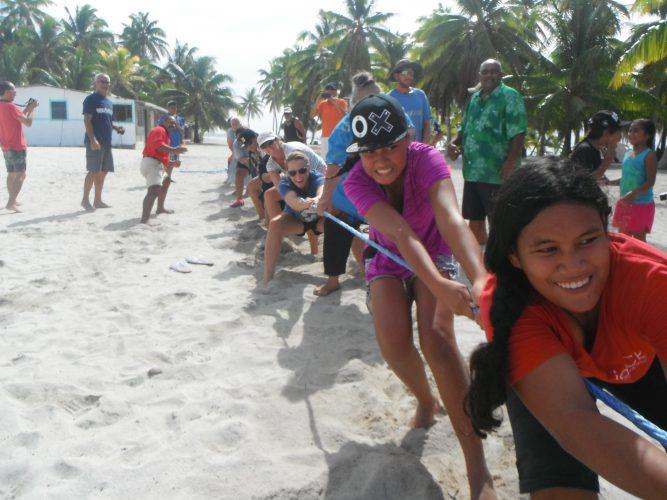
xmin=230 ymin=199 xmax=244 ymax=208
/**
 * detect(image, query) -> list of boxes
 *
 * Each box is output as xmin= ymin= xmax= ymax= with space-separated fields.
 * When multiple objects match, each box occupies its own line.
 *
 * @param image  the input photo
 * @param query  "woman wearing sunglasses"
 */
xmin=263 ymin=151 xmax=324 ymax=286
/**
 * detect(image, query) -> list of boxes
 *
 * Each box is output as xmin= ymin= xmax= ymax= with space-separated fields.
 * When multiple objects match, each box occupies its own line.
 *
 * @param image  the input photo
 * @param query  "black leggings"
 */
xmin=323 ymin=213 xmax=361 ymax=277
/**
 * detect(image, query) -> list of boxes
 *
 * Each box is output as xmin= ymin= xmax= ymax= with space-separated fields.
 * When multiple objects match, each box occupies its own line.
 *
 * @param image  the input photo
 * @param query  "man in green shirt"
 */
xmin=448 ymin=59 xmax=526 ymax=244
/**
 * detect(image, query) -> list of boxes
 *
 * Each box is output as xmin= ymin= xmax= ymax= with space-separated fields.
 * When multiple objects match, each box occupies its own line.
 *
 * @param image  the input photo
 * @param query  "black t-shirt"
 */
xmin=570 ymin=139 xmax=602 ymax=173
xmin=257 ymin=154 xmax=272 ymax=192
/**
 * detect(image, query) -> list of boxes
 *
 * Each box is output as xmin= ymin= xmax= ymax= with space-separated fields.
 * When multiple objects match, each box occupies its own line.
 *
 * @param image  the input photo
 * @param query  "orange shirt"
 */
xmin=143 ymin=126 xmax=170 ymax=166
xmin=317 ymin=98 xmax=347 ymax=137
xmin=480 ymin=233 xmax=667 ymax=385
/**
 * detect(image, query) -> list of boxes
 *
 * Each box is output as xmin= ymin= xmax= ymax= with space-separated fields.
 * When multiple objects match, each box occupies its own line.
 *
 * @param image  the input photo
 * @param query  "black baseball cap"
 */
xmin=587 ymin=110 xmax=629 ymax=132
xmin=324 ymin=82 xmax=338 ymax=91
xmin=346 ymin=94 xmax=409 ymax=154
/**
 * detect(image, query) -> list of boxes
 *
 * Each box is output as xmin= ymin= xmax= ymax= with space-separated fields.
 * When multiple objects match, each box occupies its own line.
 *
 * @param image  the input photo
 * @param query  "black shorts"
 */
xmin=297 ymin=218 xmax=323 ymax=237
xmin=506 ymin=358 xmax=667 ymax=494
xmin=461 ymin=181 xmax=500 ymax=221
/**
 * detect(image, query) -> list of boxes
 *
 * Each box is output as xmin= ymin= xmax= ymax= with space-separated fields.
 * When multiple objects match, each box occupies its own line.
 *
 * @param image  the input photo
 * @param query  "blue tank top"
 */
xmin=620 ymin=148 xmax=653 ymax=204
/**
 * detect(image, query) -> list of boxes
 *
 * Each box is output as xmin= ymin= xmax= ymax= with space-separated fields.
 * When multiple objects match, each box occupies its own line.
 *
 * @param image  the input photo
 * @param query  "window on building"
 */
xmin=113 ymin=104 xmax=133 ymax=122
xmin=50 ymin=101 xmax=67 ymax=120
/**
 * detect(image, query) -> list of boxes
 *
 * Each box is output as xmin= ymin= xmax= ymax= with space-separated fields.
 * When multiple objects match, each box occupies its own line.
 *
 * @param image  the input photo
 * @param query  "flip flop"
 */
xmin=169 ymin=260 xmax=192 ymax=273
xmin=185 ymin=256 xmax=214 ymax=266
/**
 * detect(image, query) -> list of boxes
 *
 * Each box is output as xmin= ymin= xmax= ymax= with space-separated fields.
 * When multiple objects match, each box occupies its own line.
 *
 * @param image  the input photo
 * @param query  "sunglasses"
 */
xmin=398 ymin=70 xmax=414 ymax=76
xmin=261 ymin=139 xmax=276 ymax=149
xmin=287 ymin=167 xmax=308 ymax=177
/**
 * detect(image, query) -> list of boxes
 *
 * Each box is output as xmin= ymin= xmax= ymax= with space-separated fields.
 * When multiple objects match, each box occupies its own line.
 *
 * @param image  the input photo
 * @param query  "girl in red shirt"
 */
xmin=466 ymin=158 xmax=667 ymax=498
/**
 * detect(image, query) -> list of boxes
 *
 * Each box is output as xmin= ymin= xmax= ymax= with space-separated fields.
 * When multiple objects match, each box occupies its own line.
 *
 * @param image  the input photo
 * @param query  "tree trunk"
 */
xmin=539 ymin=127 xmax=546 ymax=156
xmin=562 ymin=127 xmax=572 ymax=156
xmin=194 ymin=116 xmax=201 ymax=144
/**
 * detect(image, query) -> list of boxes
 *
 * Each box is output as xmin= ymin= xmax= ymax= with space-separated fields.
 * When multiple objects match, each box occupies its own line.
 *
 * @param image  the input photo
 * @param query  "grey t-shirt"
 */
xmin=266 ymin=141 xmax=326 ymax=174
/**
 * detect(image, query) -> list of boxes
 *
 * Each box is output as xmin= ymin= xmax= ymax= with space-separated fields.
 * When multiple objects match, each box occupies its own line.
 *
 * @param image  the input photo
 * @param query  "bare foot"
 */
xmin=314 ymin=279 xmax=341 ymax=297
xmin=470 ymin=477 xmax=496 ymax=500
xmin=81 ymin=200 xmax=94 ymax=211
xmin=410 ymin=399 xmax=440 ymax=429
xmin=5 ymin=204 xmax=20 ymax=212
xmin=156 ymin=208 xmax=174 ymax=215
xmin=93 ymin=201 xmax=111 ymax=208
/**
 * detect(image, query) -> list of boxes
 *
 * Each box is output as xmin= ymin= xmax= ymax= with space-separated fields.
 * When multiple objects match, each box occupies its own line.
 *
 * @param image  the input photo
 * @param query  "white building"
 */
xmin=14 ymin=85 xmax=167 ymax=148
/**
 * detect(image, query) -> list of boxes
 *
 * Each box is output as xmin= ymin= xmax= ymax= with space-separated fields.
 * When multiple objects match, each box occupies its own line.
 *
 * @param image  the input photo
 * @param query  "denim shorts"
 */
xmin=365 ymin=253 xmax=459 ymax=314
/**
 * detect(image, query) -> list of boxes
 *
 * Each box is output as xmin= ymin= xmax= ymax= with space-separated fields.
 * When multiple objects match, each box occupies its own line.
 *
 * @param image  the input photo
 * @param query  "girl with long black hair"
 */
xmin=466 ymin=158 xmax=667 ymax=498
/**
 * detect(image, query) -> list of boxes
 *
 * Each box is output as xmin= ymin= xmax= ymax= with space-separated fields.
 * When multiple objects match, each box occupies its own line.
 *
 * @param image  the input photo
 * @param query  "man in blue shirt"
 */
xmin=81 ymin=73 xmax=125 ymax=211
xmin=388 ymin=59 xmax=431 ymax=144
xmin=157 ymin=101 xmax=186 ymax=214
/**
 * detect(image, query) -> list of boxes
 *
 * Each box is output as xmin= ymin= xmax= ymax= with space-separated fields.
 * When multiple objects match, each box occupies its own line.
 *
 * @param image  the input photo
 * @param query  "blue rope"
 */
xmin=585 ymin=379 xmax=667 ymax=447
xmin=323 ymin=211 xmax=479 ymax=315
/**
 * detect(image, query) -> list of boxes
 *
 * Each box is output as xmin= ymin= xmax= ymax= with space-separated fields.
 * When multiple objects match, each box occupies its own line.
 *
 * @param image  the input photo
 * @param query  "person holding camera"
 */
xmin=310 ymin=82 xmax=347 ymax=159
xmin=0 ymin=81 xmax=37 ymax=212
xmin=81 ymin=73 xmax=125 ymax=211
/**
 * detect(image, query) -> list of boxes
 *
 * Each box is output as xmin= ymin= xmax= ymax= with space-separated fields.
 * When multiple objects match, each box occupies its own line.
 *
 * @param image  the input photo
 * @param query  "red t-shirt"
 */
xmin=480 ymin=233 xmax=667 ymax=385
xmin=317 ymin=98 xmax=347 ymax=137
xmin=0 ymin=101 xmax=27 ymax=151
xmin=143 ymin=126 xmax=170 ymax=166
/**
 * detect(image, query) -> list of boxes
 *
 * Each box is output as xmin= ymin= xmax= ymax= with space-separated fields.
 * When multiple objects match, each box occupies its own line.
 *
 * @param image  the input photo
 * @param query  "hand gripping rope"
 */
xmin=321 ymin=211 xmax=480 ymax=314
xmin=322 ymin=211 xmax=667 ymax=448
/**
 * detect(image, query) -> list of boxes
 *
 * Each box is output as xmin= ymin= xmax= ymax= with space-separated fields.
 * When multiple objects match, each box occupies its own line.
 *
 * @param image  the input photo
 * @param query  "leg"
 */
xmin=141 ymin=185 xmax=161 ymax=223
xmin=263 ymin=213 xmax=303 ymax=286
xmin=93 ymin=171 xmax=109 ymax=208
xmin=247 ymin=177 xmax=265 ymax=220
xmin=6 ymin=172 xmax=19 ymax=210
xmin=82 ymin=171 xmax=95 ymax=210
xmin=351 ymin=237 xmax=365 ymax=278
xmin=156 ymin=165 xmax=174 ymax=214
xmin=461 ymin=181 xmax=487 ymax=245
xmin=369 ymin=278 xmax=438 ymax=428
xmin=414 ymin=278 xmax=494 ymax=499
xmin=315 ymin=215 xmax=353 ymax=296
xmin=306 ymin=230 xmax=319 ymax=255
xmin=264 ymin=187 xmax=282 ymax=220
xmin=233 ymin=167 xmax=246 ymax=201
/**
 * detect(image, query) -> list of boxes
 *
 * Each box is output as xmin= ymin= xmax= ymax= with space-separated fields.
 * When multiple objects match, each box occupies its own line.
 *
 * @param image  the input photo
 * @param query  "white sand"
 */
xmin=1 ymin=143 xmax=665 ymax=499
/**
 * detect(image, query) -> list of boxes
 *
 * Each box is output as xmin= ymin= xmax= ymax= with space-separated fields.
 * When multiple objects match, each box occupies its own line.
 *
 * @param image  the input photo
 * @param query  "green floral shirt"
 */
xmin=460 ymin=83 xmax=527 ymax=184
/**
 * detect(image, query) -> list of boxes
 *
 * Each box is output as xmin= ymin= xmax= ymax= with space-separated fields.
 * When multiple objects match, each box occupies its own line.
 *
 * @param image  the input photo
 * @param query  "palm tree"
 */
xmin=28 ymin=16 xmax=67 ymax=78
xmin=258 ymin=61 xmax=285 ymax=133
xmin=35 ymin=47 xmax=98 ymax=91
xmin=0 ymin=0 xmax=52 ymax=33
xmin=97 ymin=47 xmax=144 ymax=98
xmin=320 ymin=0 xmax=396 ymax=86
xmin=238 ymin=88 xmax=263 ymax=127
xmin=0 ymin=43 xmax=32 ymax=85
xmin=163 ymin=56 xmax=236 ymax=142
xmin=372 ymin=31 xmax=410 ymax=82
xmin=120 ymin=12 xmax=169 ymax=61
xmin=62 ymin=4 xmax=113 ymax=55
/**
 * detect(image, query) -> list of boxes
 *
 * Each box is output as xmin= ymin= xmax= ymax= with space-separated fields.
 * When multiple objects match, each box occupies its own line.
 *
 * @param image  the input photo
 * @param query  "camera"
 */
xmin=26 ymin=98 xmax=38 ymax=107
xmin=320 ymin=92 xmax=331 ymax=99
xmin=659 ymin=192 xmax=667 ymax=201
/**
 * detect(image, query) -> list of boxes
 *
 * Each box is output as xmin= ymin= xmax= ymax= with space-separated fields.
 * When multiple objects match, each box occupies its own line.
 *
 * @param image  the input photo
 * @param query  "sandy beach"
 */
xmin=1 ymin=143 xmax=665 ymax=499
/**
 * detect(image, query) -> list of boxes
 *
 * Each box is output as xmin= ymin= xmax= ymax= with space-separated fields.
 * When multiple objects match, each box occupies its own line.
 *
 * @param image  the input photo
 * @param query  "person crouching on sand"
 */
xmin=343 ymin=94 xmax=495 ymax=499
xmin=263 ymin=151 xmax=324 ymax=286
xmin=466 ymin=158 xmax=667 ymax=498
xmin=140 ymin=115 xmax=187 ymax=223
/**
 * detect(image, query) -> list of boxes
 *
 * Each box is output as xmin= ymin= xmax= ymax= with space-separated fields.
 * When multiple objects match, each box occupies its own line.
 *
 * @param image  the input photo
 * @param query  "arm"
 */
xmin=421 ymin=120 xmax=431 ymax=144
xmin=227 ymin=134 xmax=234 ymax=149
xmin=112 ymin=123 xmax=125 ymax=134
xmin=157 ymin=143 xmax=187 ymax=154
xmin=283 ymin=189 xmax=313 ymax=212
xmin=83 ymin=113 xmax=100 ymax=149
xmin=18 ymin=102 xmax=36 ymax=126
xmin=622 ymin=151 xmax=658 ymax=202
xmin=310 ymin=98 xmax=322 ymax=119
xmin=317 ymin=163 xmax=342 ymax=215
xmin=429 ymin=177 xmax=486 ymax=299
xmin=515 ymin=354 xmax=667 ymax=497
xmin=364 ymin=201 xmax=475 ymax=317
xmin=447 ymin=131 xmax=463 ymax=160
xmin=295 ymin=119 xmax=306 ymax=141
xmin=269 ymin=170 xmax=282 ymax=188
xmin=592 ymin=140 xmax=620 ymax=179
xmin=501 ymin=133 xmax=525 ymax=179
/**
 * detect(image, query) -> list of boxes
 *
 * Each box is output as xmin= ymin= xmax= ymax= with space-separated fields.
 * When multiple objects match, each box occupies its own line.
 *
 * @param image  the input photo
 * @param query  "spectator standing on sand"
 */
xmin=310 ymin=82 xmax=347 ymax=159
xmin=280 ymin=107 xmax=306 ymax=143
xmin=81 ymin=73 xmax=126 ymax=211
xmin=0 ymin=81 xmax=37 ymax=212
xmin=388 ymin=59 xmax=431 ymax=144
xmin=226 ymin=117 xmax=242 ymax=185
xmin=140 ymin=115 xmax=188 ymax=223
xmin=448 ymin=59 xmax=526 ymax=246
xmin=157 ymin=100 xmax=187 ymax=214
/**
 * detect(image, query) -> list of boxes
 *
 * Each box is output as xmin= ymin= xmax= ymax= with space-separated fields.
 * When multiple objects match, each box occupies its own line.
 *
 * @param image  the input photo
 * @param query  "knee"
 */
xmin=376 ymin=329 xmax=413 ymax=361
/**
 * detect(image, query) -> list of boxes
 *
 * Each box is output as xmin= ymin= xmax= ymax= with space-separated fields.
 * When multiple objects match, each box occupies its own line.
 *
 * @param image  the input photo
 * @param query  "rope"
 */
xmin=585 ymin=380 xmax=667 ymax=448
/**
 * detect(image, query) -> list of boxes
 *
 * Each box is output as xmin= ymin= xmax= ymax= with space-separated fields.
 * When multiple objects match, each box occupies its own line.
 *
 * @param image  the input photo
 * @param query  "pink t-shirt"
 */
xmin=0 ymin=101 xmax=27 ymax=151
xmin=344 ymin=142 xmax=452 ymax=281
